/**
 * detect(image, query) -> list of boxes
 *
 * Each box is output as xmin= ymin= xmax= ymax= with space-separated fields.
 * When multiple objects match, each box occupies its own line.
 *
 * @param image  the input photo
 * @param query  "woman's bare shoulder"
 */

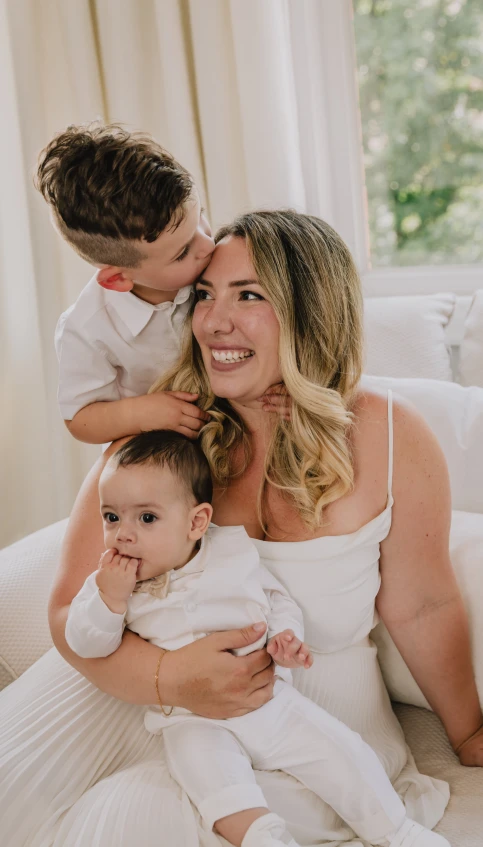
xmin=351 ymin=385 xmax=434 ymax=442
xmin=352 ymin=384 xmax=449 ymax=504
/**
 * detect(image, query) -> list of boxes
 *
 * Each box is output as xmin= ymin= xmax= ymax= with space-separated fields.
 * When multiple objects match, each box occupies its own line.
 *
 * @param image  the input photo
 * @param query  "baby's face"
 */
xmin=99 ymin=461 xmax=200 ymax=582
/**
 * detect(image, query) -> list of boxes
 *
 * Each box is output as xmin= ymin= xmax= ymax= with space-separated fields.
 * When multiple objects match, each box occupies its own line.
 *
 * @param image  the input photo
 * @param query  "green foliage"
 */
xmin=353 ymin=0 xmax=483 ymax=266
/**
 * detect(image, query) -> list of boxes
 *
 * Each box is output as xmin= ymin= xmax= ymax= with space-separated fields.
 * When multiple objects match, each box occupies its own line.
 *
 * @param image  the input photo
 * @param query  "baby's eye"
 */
xmin=103 ymin=513 xmax=118 ymax=523
xmin=140 ymin=513 xmax=157 ymax=524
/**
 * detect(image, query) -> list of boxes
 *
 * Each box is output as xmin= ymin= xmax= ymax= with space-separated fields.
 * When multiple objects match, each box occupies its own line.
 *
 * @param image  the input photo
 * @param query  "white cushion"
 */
xmin=0 ymin=519 xmax=66 ymax=689
xmin=373 ymin=510 xmax=483 ymax=711
xmin=364 ymin=293 xmax=455 ymax=381
xmin=362 ymin=374 xmax=483 ymax=514
xmin=459 ymin=289 xmax=483 ymax=388
xmin=396 ymin=703 xmax=483 ymax=846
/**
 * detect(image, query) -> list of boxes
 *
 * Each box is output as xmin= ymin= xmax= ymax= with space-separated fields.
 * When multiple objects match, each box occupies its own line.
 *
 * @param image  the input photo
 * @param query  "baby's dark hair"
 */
xmin=112 ymin=431 xmax=213 ymax=505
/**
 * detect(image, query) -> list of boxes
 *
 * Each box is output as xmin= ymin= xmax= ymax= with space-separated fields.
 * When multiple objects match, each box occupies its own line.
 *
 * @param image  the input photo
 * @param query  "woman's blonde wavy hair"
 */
xmin=151 ymin=209 xmax=364 ymax=531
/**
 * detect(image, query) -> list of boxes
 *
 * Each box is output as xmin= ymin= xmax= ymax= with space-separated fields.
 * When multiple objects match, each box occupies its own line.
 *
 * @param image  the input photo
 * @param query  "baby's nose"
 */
xmin=115 ymin=525 xmax=136 ymax=543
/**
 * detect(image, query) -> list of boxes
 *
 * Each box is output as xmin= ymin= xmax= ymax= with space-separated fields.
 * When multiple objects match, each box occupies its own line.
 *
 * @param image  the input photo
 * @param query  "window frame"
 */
xmin=316 ymin=0 xmax=483 ymax=296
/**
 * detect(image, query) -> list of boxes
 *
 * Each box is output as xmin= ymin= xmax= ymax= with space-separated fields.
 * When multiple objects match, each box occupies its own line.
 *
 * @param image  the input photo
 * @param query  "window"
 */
xmin=353 ymin=0 xmax=483 ymax=268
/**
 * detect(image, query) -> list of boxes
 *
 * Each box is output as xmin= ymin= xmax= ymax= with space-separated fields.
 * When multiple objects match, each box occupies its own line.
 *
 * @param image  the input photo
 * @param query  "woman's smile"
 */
xmin=210 ymin=346 xmax=255 ymax=369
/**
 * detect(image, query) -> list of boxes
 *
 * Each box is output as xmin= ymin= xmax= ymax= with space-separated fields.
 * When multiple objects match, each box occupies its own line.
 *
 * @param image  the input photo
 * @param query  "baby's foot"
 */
xmin=241 ymin=812 xmax=300 ymax=847
xmin=376 ymin=817 xmax=450 ymax=847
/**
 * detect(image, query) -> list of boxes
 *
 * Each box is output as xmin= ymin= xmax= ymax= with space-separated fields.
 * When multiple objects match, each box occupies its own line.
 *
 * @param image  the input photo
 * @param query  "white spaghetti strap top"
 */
xmin=253 ymin=389 xmax=396 ymax=653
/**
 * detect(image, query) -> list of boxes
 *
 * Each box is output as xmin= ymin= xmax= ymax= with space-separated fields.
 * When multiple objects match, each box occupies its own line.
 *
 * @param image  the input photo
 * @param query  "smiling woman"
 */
xmin=154 ymin=209 xmax=364 ymax=531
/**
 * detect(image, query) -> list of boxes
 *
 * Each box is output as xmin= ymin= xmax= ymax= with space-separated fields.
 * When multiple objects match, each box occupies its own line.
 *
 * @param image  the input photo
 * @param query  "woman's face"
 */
xmin=192 ymin=236 xmax=282 ymax=406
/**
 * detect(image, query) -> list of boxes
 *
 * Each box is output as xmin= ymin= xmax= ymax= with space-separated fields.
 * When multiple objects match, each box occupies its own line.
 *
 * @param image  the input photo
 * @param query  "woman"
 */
xmin=1 ymin=211 xmax=482 ymax=847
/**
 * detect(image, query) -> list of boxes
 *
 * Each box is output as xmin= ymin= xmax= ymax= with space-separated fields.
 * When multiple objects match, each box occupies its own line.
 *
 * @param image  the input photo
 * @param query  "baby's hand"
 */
xmin=266 ymin=629 xmax=313 ymax=669
xmin=95 ymin=549 xmax=140 ymax=613
xmin=257 ymin=383 xmax=291 ymax=421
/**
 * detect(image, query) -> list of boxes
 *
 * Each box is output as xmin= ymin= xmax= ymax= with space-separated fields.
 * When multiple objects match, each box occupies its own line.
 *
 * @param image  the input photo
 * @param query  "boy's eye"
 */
xmin=140 ymin=513 xmax=157 ymax=524
xmin=104 ymin=513 xmax=118 ymax=523
xmin=176 ymin=245 xmax=190 ymax=262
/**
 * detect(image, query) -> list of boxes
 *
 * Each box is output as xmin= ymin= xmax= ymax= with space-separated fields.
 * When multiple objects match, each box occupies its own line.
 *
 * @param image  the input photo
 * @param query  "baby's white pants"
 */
xmin=161 ymin=681 xmax=406 ymax=842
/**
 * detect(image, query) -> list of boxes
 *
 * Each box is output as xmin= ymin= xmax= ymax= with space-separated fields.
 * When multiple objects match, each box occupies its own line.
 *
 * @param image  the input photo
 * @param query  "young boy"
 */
xmin=35 ymin=123 xmax=214 ymax=445
xmin=65 ymin=430 xmax=449 ymax=847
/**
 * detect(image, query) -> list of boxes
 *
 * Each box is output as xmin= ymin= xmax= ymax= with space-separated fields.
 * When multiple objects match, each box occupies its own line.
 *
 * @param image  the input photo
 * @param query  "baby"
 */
xmin=65 ymin=430 xmax=449 ymax=847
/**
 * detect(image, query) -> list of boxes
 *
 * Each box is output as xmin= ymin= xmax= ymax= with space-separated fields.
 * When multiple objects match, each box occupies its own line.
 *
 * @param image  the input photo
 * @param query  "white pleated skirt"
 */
xmin=0 ymin=644 xmax=450 ymax=847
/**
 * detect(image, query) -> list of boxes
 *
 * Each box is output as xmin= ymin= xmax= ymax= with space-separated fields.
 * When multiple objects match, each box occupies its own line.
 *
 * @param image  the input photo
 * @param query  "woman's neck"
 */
xmin=229 ymin=399 xmax=275 ymax=437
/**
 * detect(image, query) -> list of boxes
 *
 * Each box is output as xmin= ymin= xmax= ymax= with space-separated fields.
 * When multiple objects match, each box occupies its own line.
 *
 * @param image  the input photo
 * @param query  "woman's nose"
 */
xmin=202 ymin=297 xmax=235 ymax=334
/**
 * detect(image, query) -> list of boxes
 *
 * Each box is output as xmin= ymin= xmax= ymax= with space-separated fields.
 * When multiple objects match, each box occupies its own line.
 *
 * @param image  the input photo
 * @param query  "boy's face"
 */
xmin=96 ymin=190 xmax=215 ymax=301
xmin=99 ymin=461 xmax=212 ymax=581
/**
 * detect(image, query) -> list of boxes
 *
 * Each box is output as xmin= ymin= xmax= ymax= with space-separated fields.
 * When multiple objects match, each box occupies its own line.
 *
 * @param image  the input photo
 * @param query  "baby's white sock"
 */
xmin=241 ymin=812 xmax=300 ymax=847
xmin=375 ymin=817 xmax=451 ymax=847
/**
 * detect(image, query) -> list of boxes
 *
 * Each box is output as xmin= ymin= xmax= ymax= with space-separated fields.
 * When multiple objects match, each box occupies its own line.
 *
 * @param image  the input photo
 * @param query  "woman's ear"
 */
xmin=96 ymin=267 xmax=134 ymax=293
xmin=188 ymin=503 xmax=213 ymax=541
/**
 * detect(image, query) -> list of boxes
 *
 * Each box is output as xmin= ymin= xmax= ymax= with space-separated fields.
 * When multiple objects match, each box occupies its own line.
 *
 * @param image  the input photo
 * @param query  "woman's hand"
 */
xmin=159 ymin=624 xmax=275 ymax=719
xmin=456 ymin=725 xmax=483 ymax=767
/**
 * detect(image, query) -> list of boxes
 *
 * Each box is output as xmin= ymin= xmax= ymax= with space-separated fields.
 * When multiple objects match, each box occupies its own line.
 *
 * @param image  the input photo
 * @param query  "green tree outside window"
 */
xmin=353 ymin=0 xmax=483 ymax=266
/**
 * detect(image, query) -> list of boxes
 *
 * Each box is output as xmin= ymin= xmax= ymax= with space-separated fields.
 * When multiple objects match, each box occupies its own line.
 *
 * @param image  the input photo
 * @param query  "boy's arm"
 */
xmin=56 ymin=308 xmax=210 ymax=444
xmin=66 ymin=392 xmax=209 ymax=444
xmin=65 ymin=572 xmax=126 ymax=659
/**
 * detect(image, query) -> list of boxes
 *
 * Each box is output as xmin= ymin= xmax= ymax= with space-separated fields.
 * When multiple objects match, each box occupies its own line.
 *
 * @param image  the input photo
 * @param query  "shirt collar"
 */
xmin=104 ymin=285 xmax=193 ymax=338
xmin=170 ymin=535 xmax=208 ymax=582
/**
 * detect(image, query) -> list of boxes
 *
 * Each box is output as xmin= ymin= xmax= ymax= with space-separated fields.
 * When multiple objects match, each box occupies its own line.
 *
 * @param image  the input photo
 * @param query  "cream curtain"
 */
xmin=1 ymin=0 xmax=338 ymax=547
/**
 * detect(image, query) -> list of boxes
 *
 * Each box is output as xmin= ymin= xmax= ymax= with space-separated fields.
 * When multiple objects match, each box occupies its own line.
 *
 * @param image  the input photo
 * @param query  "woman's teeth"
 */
xmin=211 ymin=350 xmax=254 ymax=362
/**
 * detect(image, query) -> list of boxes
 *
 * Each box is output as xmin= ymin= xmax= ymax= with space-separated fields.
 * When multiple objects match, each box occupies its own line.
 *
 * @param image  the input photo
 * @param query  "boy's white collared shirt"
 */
xmin=65 ymin=525 xmax=305 ymax=683
xmin=55 ymin=276 xmax=192 ymax=419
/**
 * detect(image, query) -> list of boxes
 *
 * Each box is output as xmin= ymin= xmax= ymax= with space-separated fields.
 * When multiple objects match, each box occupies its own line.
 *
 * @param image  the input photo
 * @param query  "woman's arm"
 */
xmin=48 ymin=446 xmax=274 ymax=717
xmin=377 ymin=396 xmax=483 ymax=757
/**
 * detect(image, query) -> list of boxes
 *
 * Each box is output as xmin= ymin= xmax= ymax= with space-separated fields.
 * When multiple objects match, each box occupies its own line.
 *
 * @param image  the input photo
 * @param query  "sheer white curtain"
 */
xmin=1 ymin=0 xmax=338 ymax=547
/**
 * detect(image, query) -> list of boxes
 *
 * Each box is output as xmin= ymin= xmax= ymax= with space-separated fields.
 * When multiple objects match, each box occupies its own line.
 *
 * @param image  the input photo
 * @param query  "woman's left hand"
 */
xmin=457 ymin=725 xmax=483 ymax=767
xmin=258 ymin=383 xmax=291 ymax=421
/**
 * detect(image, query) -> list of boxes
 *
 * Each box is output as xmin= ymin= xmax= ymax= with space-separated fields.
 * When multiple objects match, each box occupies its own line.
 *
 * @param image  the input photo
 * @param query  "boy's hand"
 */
xmin=257 ymin=383 xmax=291 ymax=421
xmin=139 ymin=392 xmax=211 ymax=439
xmin=266 ymin=629 xmax=313 ymax=669
xmin=96 ymin=549 xmax=140 ymax=613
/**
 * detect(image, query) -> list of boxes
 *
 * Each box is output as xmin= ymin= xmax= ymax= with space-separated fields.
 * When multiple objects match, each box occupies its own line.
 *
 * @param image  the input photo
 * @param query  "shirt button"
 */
xmin=186 ymin=603 xmax=196 ymax=613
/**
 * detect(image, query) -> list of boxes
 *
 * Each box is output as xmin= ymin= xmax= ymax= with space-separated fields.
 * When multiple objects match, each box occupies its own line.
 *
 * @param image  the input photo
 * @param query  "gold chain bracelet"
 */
xmin=454 ymin=720 xmax=483 ymax=756
xmin=155 ymin=649 xmax=173 ymax=717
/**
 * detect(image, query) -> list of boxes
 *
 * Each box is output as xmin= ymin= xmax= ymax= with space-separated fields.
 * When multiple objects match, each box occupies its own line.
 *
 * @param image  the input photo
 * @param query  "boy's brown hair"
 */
xmin=35 ymin=122 xmax=193 ymax=267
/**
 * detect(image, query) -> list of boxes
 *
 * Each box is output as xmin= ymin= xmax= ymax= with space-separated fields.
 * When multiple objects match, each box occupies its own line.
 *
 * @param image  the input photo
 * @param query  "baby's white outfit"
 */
xmin=55 ymin=275 xmax=191 ymax=419
xmin=66 ymin=525 xmax=410 ymax=843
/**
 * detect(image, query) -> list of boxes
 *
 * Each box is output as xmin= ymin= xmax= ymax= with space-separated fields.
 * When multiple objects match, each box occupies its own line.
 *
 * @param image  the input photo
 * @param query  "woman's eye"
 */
xmin=140 ymin=513 xmax=157 ymax=524
xmin=104 ymin=513 xmax=118 ymax=523
xmin=240 ymin=290 xmax=263 ymax=301
xmin=195 ymin=288 xmax=212 ymax=301
xmin=176 ymin=246 xmax=190 ymax=262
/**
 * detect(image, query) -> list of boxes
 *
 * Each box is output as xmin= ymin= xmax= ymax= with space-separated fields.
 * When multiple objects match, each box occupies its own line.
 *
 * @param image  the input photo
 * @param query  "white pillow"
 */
xmin=0 ymin=519 xmax=64 ymax=689
xmin=459 ymin=289 xmax=483 ymax=388
xmin=362 ymin=374 xmax=483 ymax=514
xmin=364 ymin=293 xmax=455 ymax=381
xmin=373 ymin=510 xmax=483 ymax=710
